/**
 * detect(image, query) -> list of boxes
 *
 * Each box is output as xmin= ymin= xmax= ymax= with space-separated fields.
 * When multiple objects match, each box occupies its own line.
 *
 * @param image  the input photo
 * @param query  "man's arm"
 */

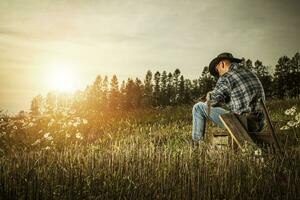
xmin=209 ymin=76 xmax=231 ymax=107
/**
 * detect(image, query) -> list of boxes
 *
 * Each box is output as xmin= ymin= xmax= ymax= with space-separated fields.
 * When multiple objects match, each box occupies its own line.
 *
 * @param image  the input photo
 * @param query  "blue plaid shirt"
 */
xmin=210 ymin=62 xmax=265 ymax=118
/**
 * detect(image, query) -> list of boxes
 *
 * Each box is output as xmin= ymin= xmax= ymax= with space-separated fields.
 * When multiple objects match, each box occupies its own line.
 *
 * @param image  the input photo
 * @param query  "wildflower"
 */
xmin=287 ymin=121 xmax=296 ymax=127
xmin=254 ymin=148 xmax=262 ymax=156
xmin=75 ymin=132 xmax=83 ymax=140
xmin=285 ymin=109 xmax=291 ymax=115
xmin=66 ymin=133 xmax=71 ymax=138
xmin=46 ymin=136 xmax=53 ymax=141
xmin=28 ymin=122 xmax=34 ymax=127
xmin=43 ymin=132 xmax=50 ymax=139
xmin=295 ymin=113 xmax=300 ymax=122
xmin=13 ymin=126 xmax=17 ymax=130
xmin=48 ymin=121 xmax=54 ymax=127
xmin=82 ymin=119 xmax=88 ymax=124
xmin=44 ymin=146 xmax=50 ymax=150
xmin=31 ymin=139 xmax=41 ymax=146
xmin=280 ymin=125 xmax=289 ymax=130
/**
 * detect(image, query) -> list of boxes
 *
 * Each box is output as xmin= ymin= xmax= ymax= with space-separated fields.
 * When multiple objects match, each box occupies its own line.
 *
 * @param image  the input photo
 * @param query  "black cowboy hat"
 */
xmin=209 ymin=52 xmax=242 ymax=77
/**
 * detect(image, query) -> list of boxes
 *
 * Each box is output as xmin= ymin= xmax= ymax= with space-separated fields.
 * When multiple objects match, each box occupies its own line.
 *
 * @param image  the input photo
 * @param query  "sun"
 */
xmin=45 ymin=63 xmax=79 ymax=92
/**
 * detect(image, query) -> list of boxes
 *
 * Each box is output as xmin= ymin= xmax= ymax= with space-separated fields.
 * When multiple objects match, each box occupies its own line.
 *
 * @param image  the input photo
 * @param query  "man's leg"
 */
xmin=192 ymin=101 xmax=229 ymax=141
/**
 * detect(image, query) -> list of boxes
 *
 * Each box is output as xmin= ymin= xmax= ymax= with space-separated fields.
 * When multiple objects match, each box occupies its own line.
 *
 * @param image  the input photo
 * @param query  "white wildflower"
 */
xmin=13 ymin=126 xmax=18 ymax=130
xmin=75 ymin=132 xmax=83 ymax=140
xmin=287 ymin=121 xmax=296 ymax=127
xmin=254 ymin=148 xmax=262 ymax=156
xmin=43 ymin=132 xmax=50 ymax=139
xmin=82 ymin=119 xmax=88 ymax=124
xmin=66 ymin=133 xmax=71 ymax=138
xmin=28 ymin=122 xmax=34 ymax=127
xmin=48 ymin=121 xmax=54 ymax=127
xmin=46 ymin=136 xmax=53 ymax=141
xmin=284 ymin=109 xmax=291 ymax=115
xmin=31 ymin=139 xmax=41 ymax=146
xmin=280 ymin=125 xmax=289 ymax=130
xmin=73 ymin=122 xmax=80 ymax=127
xmin=295 ymin=113 xmax=300 ymax=122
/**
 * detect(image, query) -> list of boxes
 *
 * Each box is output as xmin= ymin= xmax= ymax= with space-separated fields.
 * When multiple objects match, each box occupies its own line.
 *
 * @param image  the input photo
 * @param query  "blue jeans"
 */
xmin=192 ymin=102 xmax=229 ymax=141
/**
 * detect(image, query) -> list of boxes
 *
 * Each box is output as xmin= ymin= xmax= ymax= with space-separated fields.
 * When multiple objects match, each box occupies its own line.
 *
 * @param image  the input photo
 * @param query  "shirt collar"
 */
xmin=228 ymin=62 xmax=239 ymax=71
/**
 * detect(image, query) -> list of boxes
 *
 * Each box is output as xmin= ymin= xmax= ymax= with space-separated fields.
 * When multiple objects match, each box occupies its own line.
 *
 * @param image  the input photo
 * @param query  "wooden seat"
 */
xmin=218 ymin=98 xmax=283 ymax=155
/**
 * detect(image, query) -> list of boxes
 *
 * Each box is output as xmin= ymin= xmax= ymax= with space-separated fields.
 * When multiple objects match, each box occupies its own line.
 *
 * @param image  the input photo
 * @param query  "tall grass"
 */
xmin=0 ymin=100 xmax=299 ymax=199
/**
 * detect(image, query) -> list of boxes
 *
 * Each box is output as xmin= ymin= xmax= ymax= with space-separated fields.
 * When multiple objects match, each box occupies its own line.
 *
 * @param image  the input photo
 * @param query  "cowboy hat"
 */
xmin=209 ymin=52 xmax=242 ymax=77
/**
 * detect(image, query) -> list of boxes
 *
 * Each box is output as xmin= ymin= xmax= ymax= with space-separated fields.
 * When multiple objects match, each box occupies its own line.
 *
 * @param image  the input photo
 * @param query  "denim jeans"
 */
xmin=192 ymin=101 xmax=229 ymax=141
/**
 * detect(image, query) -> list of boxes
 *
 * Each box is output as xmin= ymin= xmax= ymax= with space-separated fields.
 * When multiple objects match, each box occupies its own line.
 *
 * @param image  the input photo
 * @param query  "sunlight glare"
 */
xmin=45 ymin=63 xmax=79 ymax=92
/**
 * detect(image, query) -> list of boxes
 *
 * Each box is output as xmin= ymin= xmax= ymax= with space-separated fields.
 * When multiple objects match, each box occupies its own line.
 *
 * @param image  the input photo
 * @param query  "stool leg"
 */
xmin=259 ymin=99 xmax=283 ymax=156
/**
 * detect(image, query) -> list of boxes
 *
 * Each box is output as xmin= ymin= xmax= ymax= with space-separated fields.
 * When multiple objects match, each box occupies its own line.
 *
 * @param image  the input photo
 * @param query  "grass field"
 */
xmin=0 ymin=99 xmax=300 ymax=199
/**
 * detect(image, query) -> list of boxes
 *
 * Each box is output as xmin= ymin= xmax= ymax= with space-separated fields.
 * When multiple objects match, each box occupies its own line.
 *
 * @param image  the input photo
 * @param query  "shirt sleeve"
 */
xmin=209 ymin=76 xmax=231 ymax=106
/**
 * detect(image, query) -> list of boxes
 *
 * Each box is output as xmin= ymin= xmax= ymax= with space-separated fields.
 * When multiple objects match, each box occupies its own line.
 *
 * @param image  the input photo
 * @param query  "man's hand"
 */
xmin=206 ymin=91 xmax=212 ymax=102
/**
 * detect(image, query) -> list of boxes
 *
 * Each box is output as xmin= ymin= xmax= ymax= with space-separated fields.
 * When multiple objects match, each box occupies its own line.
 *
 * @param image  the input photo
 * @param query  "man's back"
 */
xmin=211 ymin=62 xmax=265 ymax=116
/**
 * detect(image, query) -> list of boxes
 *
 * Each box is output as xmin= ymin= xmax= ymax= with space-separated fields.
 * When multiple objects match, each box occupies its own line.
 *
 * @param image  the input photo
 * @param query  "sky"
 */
xmin=0 ymin=0 xmax=300 ymax=114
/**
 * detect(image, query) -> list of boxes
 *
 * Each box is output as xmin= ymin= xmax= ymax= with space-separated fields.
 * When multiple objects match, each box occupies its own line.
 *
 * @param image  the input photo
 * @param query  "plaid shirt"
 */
xmin=210 ymin=62 xmax=265 ymax=118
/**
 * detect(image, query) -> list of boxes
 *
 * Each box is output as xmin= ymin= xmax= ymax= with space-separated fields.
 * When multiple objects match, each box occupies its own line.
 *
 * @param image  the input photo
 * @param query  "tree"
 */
xmin=124 ymin=78 xmax=136 ymax=109
xmin=45 ymin=91 xmax=57 ymax=113
xmin=167 ymin=72 xmax=174 ymax=105
xmin=101 ymin=76 xmax=109 ymax=110
xmin=178 ymin=75 xmax=185 ymax=103
xmin=143 ymin=70 xmax=153 ymax=107
xmin=109 ymin=75 xmax=120 ymax=110
xmin=273 ymin=56 xmax=291 ymax=99
xmin=153 ymin=71 xmax=161 ymax=106
xmin=133 ymin=78 xmax=143 ymax=108
xmin=173 ymin=69 xmax=181 ymax=104
xmin=245 ymin=59 xmax=253 ymax=71
xmin=253 ymin=60 xmax=273 ymax=99
xmin=30 ymin=95 xmax=43 ymax=115
xmin=290 ymin=52 xmax=300 ymax=98
xmin=199 ymin=66 xmax=215 ymax=97
xmin=160 ymin=70 xmax=168 ymax=106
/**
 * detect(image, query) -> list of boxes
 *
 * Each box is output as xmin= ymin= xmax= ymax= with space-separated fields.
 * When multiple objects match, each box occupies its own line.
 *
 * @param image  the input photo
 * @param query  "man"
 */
xmin=192 ymin=52 xmax=265 ymax=142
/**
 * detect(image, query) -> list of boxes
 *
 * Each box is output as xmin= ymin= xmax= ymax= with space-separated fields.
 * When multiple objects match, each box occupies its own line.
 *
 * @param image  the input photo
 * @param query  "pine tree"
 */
xmin=101 ymin=76 xmax=109 ymax=110
xmin=153 ymin=71 xmax=161 ymax=106
xmin=245 ymin=59 xmax=253 ymax=71
xmin=253 ymin=60 xmax=273 ymax=98
xmin=134 ymin=78 xmax=143 ymax=108
xmin=109 ymin=75 xmax=120 ymax=110
xmin=178 ymin=75 xmax=185 ymax=103
xmin=30 ymin=95 xmax=43 ymax=115
xmin=274 ymin=56 xmax=291 ymax=99
xmin=160 ymin=71 xmax=168 ymax=106
xmin=143 ymin=70 xmax=153 ymax=107
xmin=124 ymin=78 xmax=136 ymax=109
xmin=167 ymin=72 xmax=174 ymax=105
xmin=184 ymin=79 xmax=192 ymax=104
xmin=173 ymin=69 xmax=181 ymax=104
xmin=119 ymin=80 xmax=127 ymax=110
xmin=290 ymin=52 xmax=300 ymax=98
xmin=45 ymin=91 xmax=57 ymax=113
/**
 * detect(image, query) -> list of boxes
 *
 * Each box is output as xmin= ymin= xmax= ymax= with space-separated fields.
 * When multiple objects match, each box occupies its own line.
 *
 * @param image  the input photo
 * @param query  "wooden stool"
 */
xmin=219 ymin=98 xmax=283 ymax=156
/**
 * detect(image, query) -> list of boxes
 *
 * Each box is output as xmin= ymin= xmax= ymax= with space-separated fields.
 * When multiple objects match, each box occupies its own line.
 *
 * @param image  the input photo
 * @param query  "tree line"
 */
xmin=30 ymin=52 xmax=300 ymax=115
